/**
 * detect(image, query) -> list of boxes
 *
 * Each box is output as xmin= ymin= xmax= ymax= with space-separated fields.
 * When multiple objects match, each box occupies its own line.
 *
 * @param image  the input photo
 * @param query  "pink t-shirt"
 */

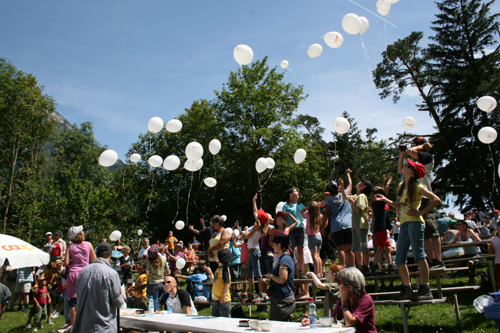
xmin=240 ymin=243 xmax=249 ymax=263
xmin=304 ymin=211 xmax=321 ymax=236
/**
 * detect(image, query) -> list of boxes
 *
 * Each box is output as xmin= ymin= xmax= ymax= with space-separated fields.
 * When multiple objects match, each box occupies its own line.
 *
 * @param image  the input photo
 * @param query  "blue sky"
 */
xmin=1 ymin=1 xmax=498 ymax=214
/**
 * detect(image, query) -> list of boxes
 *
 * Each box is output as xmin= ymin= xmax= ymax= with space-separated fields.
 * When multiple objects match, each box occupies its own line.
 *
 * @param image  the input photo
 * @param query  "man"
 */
xmin=188 ymin=218 xmax=215 ymax=262
xmin=138 ymin=238 xmax=150 ymax=260
xmin=43 ymin=232 xmax=54 ymax=254
xmin=50 ymin=231 xmax=66 ymax=262
xmin=73 ymin=242 xmax=124 ymax=333
xmin=159 ymin=275 xmax=197 ymax=315
xmin=406 ymin=136 xmax=444 ymax=269
xmin=436 ymin=212 xmax=451 ymax=237
xmin=492 ymin=210 xmax=500 ymax=230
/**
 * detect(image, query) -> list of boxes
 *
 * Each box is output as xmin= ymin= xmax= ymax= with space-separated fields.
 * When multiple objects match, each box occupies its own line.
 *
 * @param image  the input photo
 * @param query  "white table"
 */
xmin=120 ymin=311 xmax=356 ymax=333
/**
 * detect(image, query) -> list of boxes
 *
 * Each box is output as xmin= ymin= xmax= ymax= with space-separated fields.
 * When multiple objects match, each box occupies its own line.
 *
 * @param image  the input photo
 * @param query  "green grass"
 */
xmin=1 ymin=267 xmax=498 ymax=333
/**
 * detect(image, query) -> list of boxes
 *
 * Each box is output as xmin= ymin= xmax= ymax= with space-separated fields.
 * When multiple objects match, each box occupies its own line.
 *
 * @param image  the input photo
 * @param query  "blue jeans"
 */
xmin=149 ymin=282 xmax=164 ymax=311
xmin=212 ymin=300 xmax=231 ymax=317
xmin=395 ymin=221 xmax=426 ymax=265
xmin=308 ymin=235 xmax=322 ymax=249
xmin=248 ymin=248 xmax=262 ymax=278
xmin=63 ymin=289 xmax=70 ymax=321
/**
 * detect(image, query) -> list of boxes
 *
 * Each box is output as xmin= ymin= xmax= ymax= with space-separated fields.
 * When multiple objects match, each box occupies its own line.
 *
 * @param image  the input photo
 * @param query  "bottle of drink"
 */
xmin=167 ymin=295 xmax=173 ymax=314
xmin=149 ymin=296 xmax=154 ymax=316
xmin=308 ymin=299 xmax=317 ymax=329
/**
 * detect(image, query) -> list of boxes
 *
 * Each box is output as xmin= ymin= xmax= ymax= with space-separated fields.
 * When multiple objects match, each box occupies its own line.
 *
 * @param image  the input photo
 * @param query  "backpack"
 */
xmin=187 ymin=279 xmax=209 ymax=299
xmin=231 ymin=305 xmax=246 ymax=318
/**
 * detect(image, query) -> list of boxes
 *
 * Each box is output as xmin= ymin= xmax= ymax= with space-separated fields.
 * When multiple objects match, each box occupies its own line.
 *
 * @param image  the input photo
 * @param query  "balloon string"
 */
xmin=360 ymin=34 xmax=373 ymax=77
xmin=487 ymin=144 xmax=496 ymax=204
xmin=192 ymin=171 xmax=204 ymax=216
xmin=330 ymin=141 xmax=337 ymax=180
xmin=471 ymin=105 xmax=477 ymax=147
xmin=145 ymin=172 xmax=156 ymax=218
xmin=347 ymin=0 xmax=398 ymax=28
xmin=295 ymin=164 xmax=299 ymax=189
xmin=185 ymin=171 xmax=194 ymax=226
xmin=121 ymin=167 xmax=126 ymax=189
xmin=171 ymin=170 xmax=183 ymax=225
xmin=211 ymin=154 xmax=218 ymax=201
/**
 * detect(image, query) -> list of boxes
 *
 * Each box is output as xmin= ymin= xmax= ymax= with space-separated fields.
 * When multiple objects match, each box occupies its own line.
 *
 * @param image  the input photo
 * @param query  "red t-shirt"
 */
xmin=35 ymin=286 xmax=48 ymax=305
xmin=332 ymin=293 xmax=377 ymax=333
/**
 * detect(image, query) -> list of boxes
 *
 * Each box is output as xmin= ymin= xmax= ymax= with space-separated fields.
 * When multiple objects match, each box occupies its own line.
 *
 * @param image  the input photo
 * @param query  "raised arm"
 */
xmin=188 ymin=225 xmax=201 ymax=235
xmin=252 ymin=193 xmax=259 ymax=222
xmin=284 ymin=212 xmax=299 ymax=233
xmin=345 ymin=169 xmax=353 ymax=195
xmin=374 ymin=193 xmax=401 ymax=211
xmin=339 ymin=178 xmax=347 ymax=201
xmin=398 ymin=150 xmax=405 ymax=175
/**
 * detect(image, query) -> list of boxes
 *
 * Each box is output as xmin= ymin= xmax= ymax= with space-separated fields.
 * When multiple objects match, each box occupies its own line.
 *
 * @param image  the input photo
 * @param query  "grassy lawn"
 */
xmin=1 ymin=267 xmax=498 ymax=333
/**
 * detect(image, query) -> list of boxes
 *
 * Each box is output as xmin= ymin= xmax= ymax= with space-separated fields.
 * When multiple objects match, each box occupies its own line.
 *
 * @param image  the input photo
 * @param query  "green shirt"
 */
xmin=146 ymin=256 xmax=167 ymax=284
xmin=348 ymin=193 xmax=369 ymax=229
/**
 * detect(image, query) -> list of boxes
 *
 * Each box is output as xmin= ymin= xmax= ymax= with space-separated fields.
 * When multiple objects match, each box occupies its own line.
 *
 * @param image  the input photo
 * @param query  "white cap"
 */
xmin=45 ymin=232 xmax=52 ymax=236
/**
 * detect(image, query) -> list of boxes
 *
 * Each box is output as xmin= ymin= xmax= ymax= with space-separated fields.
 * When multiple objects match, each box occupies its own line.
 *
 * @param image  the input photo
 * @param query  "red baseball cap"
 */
xmin=494 ymin=210 xmax=500 ymax=213
xmin=258 ymin=209 xmax=269 ymax=225
xmin=407 ymin=159 xmax=426 ymax=179
xmin=275 ymin=211 xmax=286 ymax=220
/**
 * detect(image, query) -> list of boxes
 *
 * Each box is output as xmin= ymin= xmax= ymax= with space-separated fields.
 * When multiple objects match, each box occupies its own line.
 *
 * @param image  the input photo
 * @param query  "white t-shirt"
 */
xmin=247 ymin=229 xmax=262 ymax=249
xmin=492 ymin=237 xmax=500 ymax=264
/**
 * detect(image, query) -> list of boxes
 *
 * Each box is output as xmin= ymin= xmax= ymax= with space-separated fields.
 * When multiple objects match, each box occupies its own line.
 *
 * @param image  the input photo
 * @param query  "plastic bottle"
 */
xmin=308 ymin=299 xmax=317 ymax=329
xmin=167 ymin=295 xmax=173 ymax=314
xmin=149 ymin=296 xmax=154 ymax=316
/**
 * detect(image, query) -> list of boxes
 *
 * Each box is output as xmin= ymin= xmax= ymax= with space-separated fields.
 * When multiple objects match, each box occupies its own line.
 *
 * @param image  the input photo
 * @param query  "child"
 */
xmin=206 ymin=249 xmax=232 ymax=317
xmin=301 ymin=197 xmax=323 ymax=277
xmin=371 ymin=186 xmax=396 ymax=275
xmin=489 ymin=225 xmax=500 ymax=288
xmin=128 ymin=261 xmax=148 ymax=311
xmin=26 ymin=277 xmax=51 ymax=331
xmin=166 ymin=231 xmax=178 ymax=255
xmin=340 ymin=174 xmax=372 ymax=276
xmin=236 ymin=230 xmax=249 ymax=300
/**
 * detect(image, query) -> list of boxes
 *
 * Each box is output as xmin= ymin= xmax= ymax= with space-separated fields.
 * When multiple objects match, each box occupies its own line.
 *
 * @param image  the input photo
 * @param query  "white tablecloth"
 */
xmin=120 ymin=311 xmax=356 ymax=333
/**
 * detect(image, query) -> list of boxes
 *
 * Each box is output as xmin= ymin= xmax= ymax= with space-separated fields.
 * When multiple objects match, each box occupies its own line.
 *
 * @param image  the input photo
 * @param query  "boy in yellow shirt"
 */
xmin=128 ymin=262 xmax=148 ymax=311
xmin=206 ymin=249 xmax=232 ymax=317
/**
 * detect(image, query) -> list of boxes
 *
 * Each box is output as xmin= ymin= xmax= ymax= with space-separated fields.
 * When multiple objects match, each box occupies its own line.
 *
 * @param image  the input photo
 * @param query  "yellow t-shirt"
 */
xmin=209 ymin=230 xmax=229 ymax=263
xmin=348 ymin=193 xmax=369 ymax=229
xmin=134 ymin=273 xmax=148 ymax=298
xmin=398 ymin=182 xmax=425 ymax=224
xmin=167 ymin=237 xmax=178 ymax=250
xmin=213 ymin=266 xmax=231 ymax=302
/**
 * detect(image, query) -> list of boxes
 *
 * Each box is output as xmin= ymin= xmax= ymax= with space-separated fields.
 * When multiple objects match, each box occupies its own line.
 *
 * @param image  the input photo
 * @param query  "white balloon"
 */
xmin=221 ymin=215 xmax=227 ymax=222
xmin=342 ymin=13 xmax=362 ymax=35
xmin=359 ymin=16 xmax=369 ymax=34
xmin=324 ymin=32 xmax=344 ymax=48
xmin=148 ymin=117 xmax=163 ymax=133
xmin=209 ymin=139 xmax=221 ymax=155
xmin=234 ymin=44 xmax=254 ymax=65
xmin=478 ymin=126 xmax=498 ymax=144
xmin=204 ymin=177 xmax=217 ymax=187
xmin=130 ymin=153 xmax=141 ymax=163
xmin=280 ymin=60 xmax=289 ymax=69
xmin=165 ymin=119 xmax=182 ymax=133
xmin=276 ymin=201 xmax=285 ymax=214
xmin=333 ymin=117 xmax=351 ymax=134
xmin=99 ymin=150 xmax=118 ymax=167
xmin=137 ymin=229 xmax=143 ymax=236
xmin=185 ymin=142 xmax=204 ymax=162
xmin=307 ymin=43 xmax=323 ymax=58
xmin=176 ymin=258 xmax=186 ymax=269
xmin=477 ymin=96 xmax=497 ymax=112
xmin=255 ymin=157 xmax=268 ymax=173
xmin=109 ymin=230 xmax=122 ymax=242
xmin=163 ymin=155 xmax=181 ymax=171
xmin=234 ymin=229 xmax=240 ymax=238
xmin=294 ymin=149 xmax=307 ymax=164
xmin=175 ymin=220 xmax=185 ymax=230
xmin=402 ymin=116 xmax=415 ymax=130
xmin=184 ymin=159 xmax=203 ymax=172
xmin=226 ymin=228 xmax=233 ymax=237
xmin=376 ymin=0 xmax=391 ymax=16
xmin=148 ymin=155 xmax=163 ymax=168
xmin=266 ymin=158 xmax=275 ymax=169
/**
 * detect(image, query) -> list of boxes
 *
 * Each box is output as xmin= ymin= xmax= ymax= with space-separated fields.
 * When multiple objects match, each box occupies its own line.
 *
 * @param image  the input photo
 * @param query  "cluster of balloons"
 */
xmin=294 ymin=149 xmax=306 ymax=164
xmin=342 ymin=13 xmax=369 ymax=35
xmin=376 ymin=0 xmax=400 ymax=17
xmin=255 ymin=157 xmax=275 ymax=173
xmin=402 ymin=116 xmax=415 ymax=131
xmin=109 ymin=230 xmax=121 ymax=242
xmin=333 ymin=117 xmax=351 ymax=134
xmin=476 ymin=96 xmax=498 ymax=145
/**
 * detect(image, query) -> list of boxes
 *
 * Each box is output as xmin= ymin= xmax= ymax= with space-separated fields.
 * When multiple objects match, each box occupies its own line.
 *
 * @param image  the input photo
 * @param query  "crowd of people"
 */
xmin=1 ymin=136 xmax=499 ymax=333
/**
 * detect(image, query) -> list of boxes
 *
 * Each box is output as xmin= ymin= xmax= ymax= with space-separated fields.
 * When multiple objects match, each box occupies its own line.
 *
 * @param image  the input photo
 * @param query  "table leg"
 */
xmin=451 ymin=293 xmax=461 ymax=326
xmin=400 ymin=303 xmax=409 ymax=333
xmin=436 ymin=276 xmax=443 ymax=299
xmin=489 ymin=261 xmax=496 ymax=291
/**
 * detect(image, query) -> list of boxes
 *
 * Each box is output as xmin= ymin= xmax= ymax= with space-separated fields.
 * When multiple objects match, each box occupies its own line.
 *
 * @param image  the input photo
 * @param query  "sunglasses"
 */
xmin=165 ymin=281 xmax=173 ymax=285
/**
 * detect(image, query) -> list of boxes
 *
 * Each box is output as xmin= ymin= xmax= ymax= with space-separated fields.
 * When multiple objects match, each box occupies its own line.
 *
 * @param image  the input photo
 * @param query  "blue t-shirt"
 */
xmin=271 ymin=253 xmax=295 ymax=298
xmin=437 ymin=216 xmax=450 ymax=235
xmin=229 ymin=242 xmax=241 ymax=265
xmin=187 ymin=273 xmax=207 ymax=283
xmin=327 ymin=191 xmax=352 ymax=233
xmin=282 ymin=202 xmax=305 ymax=229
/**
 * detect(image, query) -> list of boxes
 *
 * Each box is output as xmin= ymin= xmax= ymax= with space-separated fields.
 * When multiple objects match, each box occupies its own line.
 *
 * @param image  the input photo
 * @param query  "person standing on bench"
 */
xmin=374 ymin=148 xmax=441 ymax=301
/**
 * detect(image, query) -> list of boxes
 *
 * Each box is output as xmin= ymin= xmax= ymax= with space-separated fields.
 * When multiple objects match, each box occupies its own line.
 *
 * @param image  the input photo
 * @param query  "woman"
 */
xmin=120 ymin=246 xmax=134 ymax=286
xmin=64 ymin=226 xmax=96 ymax=327
xmin=448 ymin=220 xmax=481 ymax=284
xmin=374 ymin=153 xmax=440 ymax=301
xmin=306 ymin=264 xmax=344 ymax=317
xmin=166 ymin=243 xmax=185 ymax=277
xmin=265 ymin=234 xmax=295 ymax=321
xmin=282 ymin=188 xmax=306 ymax=278
xmin=146 ymin=244 xmax=169 ymax=311
xmin=269 ymin=211 xmax=298 ymax=268
xmin=207 ymin=215 xmax=230 ymax=274
xmin=303 ymin=267 xmax=376 ymax=332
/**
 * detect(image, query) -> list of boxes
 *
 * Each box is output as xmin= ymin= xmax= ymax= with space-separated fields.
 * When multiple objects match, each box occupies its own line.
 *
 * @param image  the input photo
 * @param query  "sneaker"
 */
xmin=393 ymin=285 xmax=413 ymax=300
xmin=48 ymin=319 xmax=54 ymax=325
xmin=253 ymin=294 xmax=265 ymax=303
xmin=371 ymin=263 xmax=384 ymax=276
xmin=39 ymin=324 xmax=44 ymax=329
xmin=55 ymin=324 xmax=70 ymax=333
xmin=23 ymin=305 xmax=29 ymax=312
xmin=409 ymin=284 xmax=433 ymax=301
xmin=26 ymin=322 xmax=32 ymax=329
xmin=298 ymin=272 xmax=307 ymax=279
xmin=429 ymin=259 xmax=445 ymax=269
xmin=32 ymin=328 xmax=38 ymax=332
xmin=387 ymin=263 xmax=397 ymax=273
xmin=51 ymin=311 xmax=60 ymax=318
xmin=361 ymin=265 xmax=371 ymax=277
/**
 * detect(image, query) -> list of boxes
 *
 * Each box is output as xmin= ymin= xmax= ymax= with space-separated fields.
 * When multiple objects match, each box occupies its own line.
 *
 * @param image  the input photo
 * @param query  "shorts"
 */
xmin=352 ymin=229 xmax=369 ymax=252
xmin=289 ymin=228 xmax=305 ymax=248
xmin=423 ymin=211 xmax=439 ymax=239
xmin=333 ymin=228 xmax=352 ymax=247
xmin=68 ymin=297 xmax=77 ymax=307
xmin=14 ymin=281 xmax=31 ymax=293
xmin=320 ymin=235 xmax=336 ymax=261
xmin=374 ymin=230 xmax=391 ymax=248
xmin=247 ymin=248 xmax=262 ymax=279
xmin=307 ymin=235 xmax=322 ymax=249
xmin=241 ymin=267 xmax=248 ymax=276
xmin=395 ymin=221 xmax=426 ymax=265
xmin=230 ymin=263 xmax=242 ymax=281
